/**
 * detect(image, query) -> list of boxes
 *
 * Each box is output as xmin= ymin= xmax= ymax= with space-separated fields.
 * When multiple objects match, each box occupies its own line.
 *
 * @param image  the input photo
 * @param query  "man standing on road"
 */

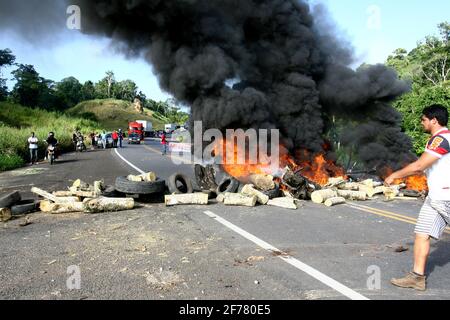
xmin=101 ymin=131 xmax=107 ymax=149
xmin=161 ymin=131 xmax=168 ymax=155
xmin=385 ymin=104 xmax=450 ymax=291
xmin=72 ymin=131 xmax=78 ymax=151
xmin=90 ymin=132 xmax=96 ymax=150
xmin=112 ymin=131 xmax=119 ymax=148
xmin=118 ymin=129 xmax=124 ymax=148
xmin=27 ymin=132 xmax=39 ymax=165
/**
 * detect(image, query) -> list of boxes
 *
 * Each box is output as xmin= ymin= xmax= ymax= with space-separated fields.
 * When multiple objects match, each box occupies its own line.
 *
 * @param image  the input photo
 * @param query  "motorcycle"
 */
xmin=47 ymin=144 xmax=56 ymax=165
xmin=76 ymin=138 xmax=86 ymax=152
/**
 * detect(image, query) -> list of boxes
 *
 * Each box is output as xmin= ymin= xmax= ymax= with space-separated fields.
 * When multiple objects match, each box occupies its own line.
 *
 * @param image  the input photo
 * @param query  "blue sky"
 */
xmin=1 ymin=0 xmax=448 ymax=102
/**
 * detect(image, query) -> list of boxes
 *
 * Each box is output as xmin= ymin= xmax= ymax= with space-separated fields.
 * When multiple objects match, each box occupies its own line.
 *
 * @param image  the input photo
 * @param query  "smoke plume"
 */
xmin=2 ymin=0 xmax=415 ymax=171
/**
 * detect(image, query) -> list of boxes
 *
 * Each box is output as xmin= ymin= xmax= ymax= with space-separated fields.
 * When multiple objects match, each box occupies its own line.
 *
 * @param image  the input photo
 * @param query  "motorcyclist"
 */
xmin=45 ymin=132 xmax=58 ymax=160
xmin=72 ymin=131 xmax=78 ymax=151
xmin=76 ymin=131 xmax=86 ymax=151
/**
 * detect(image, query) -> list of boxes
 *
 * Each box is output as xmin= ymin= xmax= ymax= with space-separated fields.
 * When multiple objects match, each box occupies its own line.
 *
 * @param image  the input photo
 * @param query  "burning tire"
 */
xmin=194 ymin=164 xmax=218 ymax=191
xmin=115 ymin=176 xmax=166 ymax=195
xmin=10 ymin=200 xmax=40 ymax=215
xmin=216 ymin=176 xmax=240 ymax=194
xmin=168 ymin=173 xmax=194 ymax=194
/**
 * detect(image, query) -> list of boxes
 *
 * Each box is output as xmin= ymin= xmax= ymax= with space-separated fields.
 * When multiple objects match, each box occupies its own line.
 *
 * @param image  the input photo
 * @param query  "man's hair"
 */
xmin=422 ymin=104 xmax=449 ymax=126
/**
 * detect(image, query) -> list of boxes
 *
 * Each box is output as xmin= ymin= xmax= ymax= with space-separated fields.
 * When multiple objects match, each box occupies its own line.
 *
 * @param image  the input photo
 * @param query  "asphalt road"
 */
xmin=1 ymin=140 xmax=449 ymax=300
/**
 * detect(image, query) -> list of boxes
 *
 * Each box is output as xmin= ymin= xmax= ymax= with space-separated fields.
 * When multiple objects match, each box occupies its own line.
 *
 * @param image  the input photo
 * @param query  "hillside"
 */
xmin=0 ymin=101 xmax=102 ymax=171
xmin=67 ymin=99 xmax=168 ymax=131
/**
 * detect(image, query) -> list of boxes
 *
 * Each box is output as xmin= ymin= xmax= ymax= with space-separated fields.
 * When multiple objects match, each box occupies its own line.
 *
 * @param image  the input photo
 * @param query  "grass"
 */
xmin=0 ymin=153 xmax=25 ymax=172
xmin=0 ymin=101 xmax=102 ymax=171
xmin=67 ymin=99 xmax=167 ymax=131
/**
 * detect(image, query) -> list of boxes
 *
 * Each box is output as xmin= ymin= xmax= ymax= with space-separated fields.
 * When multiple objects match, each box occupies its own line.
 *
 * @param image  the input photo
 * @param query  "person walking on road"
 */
xmin=118 ymin=129 xmax=124 ymax=148
xmin=90 ymin=132 xmax=96 ymax=150
xmin=112 ymin=131 xmax=119 ymax=148
xmin=72 ymin=131 xmax=78 ymax=151
xmin=27 ymin=132 xmax=39 ymax=165
xmin=101 ymin=131 xmax=107 ymax=149
xmin=161 ymin=132 xmax=168 ymax=155
xmin=385 ymin=104 xmax=450 ymax=291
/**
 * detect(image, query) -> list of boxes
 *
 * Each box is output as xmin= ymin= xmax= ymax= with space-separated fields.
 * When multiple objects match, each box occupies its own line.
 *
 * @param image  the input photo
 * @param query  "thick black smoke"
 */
xmin=0 ymin=0 xmax=67 ymax=43
xmin=2 ymin=0 xmax=415 ymax=171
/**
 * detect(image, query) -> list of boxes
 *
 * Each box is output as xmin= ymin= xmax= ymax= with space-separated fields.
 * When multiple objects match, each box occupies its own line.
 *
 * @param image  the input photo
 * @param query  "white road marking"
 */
xmin=112 ymin=147 xmax=369 ymax=300
xmin=204 ymin=210 xmax=369 ymax=301
xmin=113 ymin=148 xmax=145 ymax=174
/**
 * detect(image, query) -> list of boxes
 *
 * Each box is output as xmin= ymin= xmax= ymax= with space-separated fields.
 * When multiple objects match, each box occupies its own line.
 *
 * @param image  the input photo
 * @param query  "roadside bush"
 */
xmin=0 ymin=152 xmax=25 ymax=172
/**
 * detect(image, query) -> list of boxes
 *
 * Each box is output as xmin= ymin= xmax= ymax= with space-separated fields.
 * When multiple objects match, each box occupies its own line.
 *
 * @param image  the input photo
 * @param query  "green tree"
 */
xmin=10 ymin=64 xmax=61 ymax=110
xmin=105 ymin=71 xmax=115 ymax=98
xmin=387 ymin=21 xmax=450 ymax=155
xmin=113 ymin=79 xmax=137 ymax=101
xmin=388 ymin=22 xmax=450 ymax=87
xmin=0 ymin=49 xmax=16 ymax=101
xmin=94 ymin=79 xmax=109 ymax=99
xmin=386 ymin=48 xmax=414 ymax=80
xmin=95 ymin=71 xmax=116 ymax=99
xmin=0 ymin=49 xmax=15 ymax=67
xmin=11 ymin=64 xmax=44 ymax=107
xmin=55 ymin=76 xmax=82 ymax=109
xmin=165 ymin=98 xmax=190 ymax=124
xmin=81 ymin=80 xmax=95 ymax=101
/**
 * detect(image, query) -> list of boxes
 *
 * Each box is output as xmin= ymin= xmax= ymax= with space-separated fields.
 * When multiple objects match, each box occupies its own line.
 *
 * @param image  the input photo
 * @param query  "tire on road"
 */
xmin=167 ymin=173 xmax=194 ymax=194
xmin=216 ymin=176 xmax=240 ymax=194
xmin=0 ymin=191 xmax=22 ymax=208
xmin=263 ymin=183 xmax=281 ymax=199
xmin=115 ymin=176 xmax=166 ymax=195
xmin=11 ymin=200 xmax=40 ymax=215
xmin=102 ymin=186 xmax=126 ymax=198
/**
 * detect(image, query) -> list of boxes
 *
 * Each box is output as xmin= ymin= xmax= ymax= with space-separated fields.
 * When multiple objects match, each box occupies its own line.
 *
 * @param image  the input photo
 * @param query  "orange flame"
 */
xmin=214 ymin=138 xmax=345 ymax=186
xmin=405 ymin=175 xmax=428 ymax=192
xmin=381 ymin=167 xmax=428 ymax=192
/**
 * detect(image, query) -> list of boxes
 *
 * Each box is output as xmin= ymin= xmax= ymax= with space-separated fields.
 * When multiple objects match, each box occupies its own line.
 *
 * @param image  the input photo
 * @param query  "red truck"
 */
xmin=128 ymin=122 xmax=145 ymax=141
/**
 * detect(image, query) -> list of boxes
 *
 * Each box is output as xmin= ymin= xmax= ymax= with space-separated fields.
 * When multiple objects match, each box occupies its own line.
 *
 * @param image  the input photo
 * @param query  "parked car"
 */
xmin=128 ymin=133 xmax=141 ymax=145
xmin=99 ymin=133 xmax=114 ymax=148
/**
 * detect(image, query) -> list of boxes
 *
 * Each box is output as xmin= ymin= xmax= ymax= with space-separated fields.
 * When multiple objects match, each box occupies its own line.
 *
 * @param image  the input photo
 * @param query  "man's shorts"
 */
xmin=415 ymin=197 xmax=450 ymax=240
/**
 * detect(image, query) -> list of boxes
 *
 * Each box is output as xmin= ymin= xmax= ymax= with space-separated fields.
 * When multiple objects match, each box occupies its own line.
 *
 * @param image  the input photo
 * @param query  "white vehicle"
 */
xmin=165 ymin=124 xmax=177 ymax=133
xmin=136 ymin=120 xmax=153 ymax=136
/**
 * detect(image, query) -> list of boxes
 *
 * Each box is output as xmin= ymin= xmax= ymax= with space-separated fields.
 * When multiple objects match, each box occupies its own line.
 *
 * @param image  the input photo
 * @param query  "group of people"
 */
xmin=27 ymin=131 xmax=58 ymax=165
xmin=87 ymin=130 xmax=125 ymax=149
xmin=27 ymin=128 xmax=129 ymax=165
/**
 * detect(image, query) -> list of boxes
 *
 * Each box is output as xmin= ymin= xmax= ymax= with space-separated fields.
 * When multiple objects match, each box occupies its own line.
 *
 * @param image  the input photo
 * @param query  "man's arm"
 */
xmin=385 ymin=152 xmax=439 ymax=185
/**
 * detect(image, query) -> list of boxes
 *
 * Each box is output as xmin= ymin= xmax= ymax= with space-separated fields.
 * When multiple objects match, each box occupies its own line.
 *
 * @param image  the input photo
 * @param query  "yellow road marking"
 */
xmin=345 ymin=203 xmax=450 ymax=235
xmin=346 ymin=204 xmax=419 ymax=225
xmin=349 ymin=203 xmax=418 ymax=223
xmin=351 ymin=203 xmax=450 ymax=232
